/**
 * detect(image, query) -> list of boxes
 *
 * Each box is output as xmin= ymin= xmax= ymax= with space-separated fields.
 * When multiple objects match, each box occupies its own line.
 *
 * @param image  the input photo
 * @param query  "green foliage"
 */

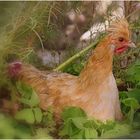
xmin=126 ymin=60 xmax=140 ymax=85
xmin=15 ymin=82 xmax=43 ymax=124
xmin=42 ymin=108 xmax=56 ymax=133
xmin=0 ymin=2 xmax=51 ymax=88
xmin=59 ymin=107 xmax=98 ymax=139
xmin=33 ymin=108 xmax=43 ymax=123
xmin=15 ymin=108 xmax=35 ymax=124
xmin=0 ymin=1 xmax=139 ymax=139
xmin=1 ymin=51 xmax=140 ymax=138
xmin=63 ymin=60 xmax=85 ymax=75
xmin=33 ymin=128 xmax=52 ymax=139
xmin=61 ymin=106 xmax=87 ymax=120
xmin=127 ymin=89 xmax=140 ymax=102
xmin=2 ymin=55 xmax=140 ymax=139
xmin=0 ymin=113 xmax=32 ymax=139
xmin=1 ymin=42 xmax=140 ymax=138
xmin=59 ymin=60 xmax=140 ymax=139
xmin=113 ymin=46 xmax=140 ymax=82
xmin=101 ymin=123 xmax=132 ymax=138
xmin=15 ymin=108 xmax=43 ymax=124
xmin=122 ymin=98 xmax=140 ymax=123
xmin=120 ymin=60 xmax=140 ymax=124
xmin=120 ymin=90 xmax=140 ymax=122
xmin=14 ymin=82 xmax=53 ymax=138
xmin=59 ymin=106 xmax=133 ymax=139
xmin=16 ymin=81 xmax=40 ymax=107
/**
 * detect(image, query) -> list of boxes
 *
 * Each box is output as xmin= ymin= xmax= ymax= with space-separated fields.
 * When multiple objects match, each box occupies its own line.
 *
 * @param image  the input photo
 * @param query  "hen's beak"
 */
xmin=128 ymin=41 xmax=136 ymax=48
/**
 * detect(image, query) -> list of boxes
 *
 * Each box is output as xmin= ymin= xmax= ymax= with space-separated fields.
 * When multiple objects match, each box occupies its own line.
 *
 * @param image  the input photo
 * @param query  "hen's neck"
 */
xmin=79 ymin=36 xmax=114 ymax=89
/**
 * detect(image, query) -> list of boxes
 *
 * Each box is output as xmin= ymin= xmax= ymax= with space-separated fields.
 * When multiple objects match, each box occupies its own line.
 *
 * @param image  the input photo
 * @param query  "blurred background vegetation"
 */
xmin=0 ymin=1 xmax=139 ymax=139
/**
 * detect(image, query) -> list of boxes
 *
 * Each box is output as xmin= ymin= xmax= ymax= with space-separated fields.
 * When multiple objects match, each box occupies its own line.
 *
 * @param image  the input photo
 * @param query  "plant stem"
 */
xmin=32 ymin=28 xmax=45 ymax=52
xmin=53 ymin=40 xmax=99 ymax=72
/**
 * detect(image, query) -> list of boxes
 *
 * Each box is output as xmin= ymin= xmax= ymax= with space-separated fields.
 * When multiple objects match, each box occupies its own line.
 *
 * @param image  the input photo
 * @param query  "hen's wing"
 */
xmin=18 ymin=64 xmax=79 ymax=114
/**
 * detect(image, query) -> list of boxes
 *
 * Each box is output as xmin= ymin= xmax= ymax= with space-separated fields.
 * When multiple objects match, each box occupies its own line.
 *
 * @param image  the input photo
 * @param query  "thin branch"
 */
xmin=126 ymin=8 xmax=140 ymax=20
xmin=47 ymin=3 xmax=55 ymax=27
xmin=22 ymin=49 xmax=34 ymax=61
xmin=32 ymin=28 xmax=45 ymax=52
xmin=53 ymin=40 xmax=99 ymax=72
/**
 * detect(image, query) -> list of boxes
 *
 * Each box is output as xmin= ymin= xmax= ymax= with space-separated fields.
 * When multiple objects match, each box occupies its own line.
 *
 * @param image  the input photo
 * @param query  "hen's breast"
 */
xmin=79 ymin=73 xmax=119 ymax=121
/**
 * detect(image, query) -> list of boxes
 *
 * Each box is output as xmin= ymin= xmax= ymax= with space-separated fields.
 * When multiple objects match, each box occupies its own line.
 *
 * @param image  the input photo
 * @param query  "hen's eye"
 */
xmin=118 ymin=37 xmax=124 ymax=42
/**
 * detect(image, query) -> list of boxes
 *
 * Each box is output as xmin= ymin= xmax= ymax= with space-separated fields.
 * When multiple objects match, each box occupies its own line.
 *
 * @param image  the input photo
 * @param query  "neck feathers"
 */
xmin=79 ymin=36 xmax=114 ymax=88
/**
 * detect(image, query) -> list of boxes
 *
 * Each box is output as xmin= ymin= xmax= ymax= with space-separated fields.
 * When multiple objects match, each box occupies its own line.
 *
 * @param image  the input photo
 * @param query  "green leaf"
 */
xmin=101 ymin=123 xmax=132 ymax=138
xmin=59 ymin=117 xmax=85 ymax=138
xmin=71 ymin=117 xmax=85 ymax=129
xmin=122 ymin=130 xmax=140 ymax=139
xmin=134 ymin=73 xmax=140 ymax=81
xmin=33 ymin=128 xmax=52 ymax=139
xmin=126 ymin=61 xmax=140 ymax=83
xmin=0 ymin=114 xmax=32 ymax=138
xmin=29 ymin=90 xmax=40 ymax=107
xmin=15 ymin=108 xmax=35 ymax=124
xmin=134 ymin=112 xmax=140 ymax=123
xmin=42 ymin=108 xmax=56 ymax=132
xmin=127 ymin=107 xmax=135 ymax=123
xmin=70 ymin=130 xmax=84 ymax=139
xmin=83 ymin=119 xmax=101 ymax=130
xmin=135 ymin=60 xmax=140 ymax=66
xmin=84 ymin=128 xmax=98 ymax=139
xmin=127 ymin=66 xmax=135 ymax=75
xmin=19 ymin=98 xmax=31 ymax=106
xmin=60 ymin=119 xmax=77 ymax=137
xmin=16 ymin=81 xmax=32 ymax=99
xmin=100 ymin=120 xmax=116 ymax=133
xmin=122 ymin=97 xmax=140 ymax=123
xmin=60 ymin=115 xmax=100 ymax=139
xmin=14 ymin=123 xmax=32 ymax=138
xmin=16 ymin=81 xmax=40 ymax=107
xmin=127 ymin=89 xmax=140 ymax=103
xmin=19 ymin=90 xmax=40 ymax=107
xmin=0 ymin=114 xmax=15 ymax=138
xmin=33 ymin=108 xmax=42 ymax=123
xmin=59 ymin=120 xmax=70 ymax=137
xmin=119 ymin=91 xmax=128 ymax=101
xmin=122 ymin=98 xmax=140 ymax=109
xmin=67 ymin=119 xmax=81 ymax=137
xmin=62 ymin=106 xmax=87 ymax=121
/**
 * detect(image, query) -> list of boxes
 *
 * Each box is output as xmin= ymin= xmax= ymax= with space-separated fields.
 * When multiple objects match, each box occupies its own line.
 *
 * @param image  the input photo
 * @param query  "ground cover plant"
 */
xmin=0 ymin=1 xmax=140 ymax=139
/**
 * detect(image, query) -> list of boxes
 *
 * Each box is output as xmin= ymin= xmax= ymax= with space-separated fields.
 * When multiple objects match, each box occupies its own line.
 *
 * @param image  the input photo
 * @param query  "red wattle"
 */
xmin=115 ymin=45 xmax=128 ymax=54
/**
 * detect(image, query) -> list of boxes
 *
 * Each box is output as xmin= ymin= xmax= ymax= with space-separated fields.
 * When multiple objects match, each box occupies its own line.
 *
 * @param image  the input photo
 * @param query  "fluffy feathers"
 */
xmin=9 ymin=19 xmax=132 ymax=122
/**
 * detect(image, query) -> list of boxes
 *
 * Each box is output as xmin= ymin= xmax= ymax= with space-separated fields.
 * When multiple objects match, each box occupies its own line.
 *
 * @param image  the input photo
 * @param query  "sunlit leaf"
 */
xmin=119 ymin=91 xmax=128 ymax=101
xmin=33 ymin=108 xmax=43 ymax=123
xmin=29 ymin=90 xmax=40 ymax=107
xmin=127 ymin=89 xmax=140 ymax=103
xmin=122 ymin=98 xmax=140 ymax=109
xmin=33 ymin=128 xmax=52 ymax=139
xmin=71 ymin=117 xmax=85 ymax=129
xmin=84 ymin=128 xmax=98 ymax=138
xmin=15 ymin=108 xmax=35 ymax=124
xmin=16 ymin=81 xmax=32 ymax=99
xmin=17 ymin=82 xmax=40 ymax=107
xmin=62 ymin=106 xmax=87 ymax=121
xmin=101 ymin=123 xmax=132 ymax=138
xmin=70 ymin=130 xmax=84 ymax=139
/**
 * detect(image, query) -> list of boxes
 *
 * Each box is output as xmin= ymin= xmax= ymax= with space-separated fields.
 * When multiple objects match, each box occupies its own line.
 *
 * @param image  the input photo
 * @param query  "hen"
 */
xmin=8 ymin=19 xmax=135 ymax=122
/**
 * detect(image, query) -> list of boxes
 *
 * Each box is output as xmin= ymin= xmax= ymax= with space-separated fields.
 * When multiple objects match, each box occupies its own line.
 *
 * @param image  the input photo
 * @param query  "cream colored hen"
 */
xmin=8 ymin=19 xmax=135 ymax=122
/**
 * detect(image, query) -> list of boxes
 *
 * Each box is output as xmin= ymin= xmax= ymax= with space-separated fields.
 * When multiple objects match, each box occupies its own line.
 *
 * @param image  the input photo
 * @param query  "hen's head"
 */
xmin=108 ymin=18 xmax=136 ymax=54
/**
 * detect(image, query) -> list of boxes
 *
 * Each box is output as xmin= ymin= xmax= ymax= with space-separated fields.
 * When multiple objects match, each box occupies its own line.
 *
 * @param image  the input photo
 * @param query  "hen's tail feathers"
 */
xmin=20 ymin=64 xmax=51 ymax=95
xmin=9 ymin=61 xmax=50 ymax=95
